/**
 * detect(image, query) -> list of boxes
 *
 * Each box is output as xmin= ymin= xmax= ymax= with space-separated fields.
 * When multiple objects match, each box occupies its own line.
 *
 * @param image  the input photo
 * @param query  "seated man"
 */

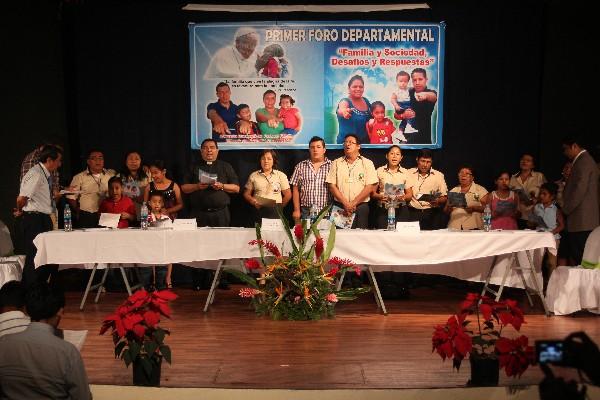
xmin=0 ymin=281 xmax=30 ymax=337
xmin=0 ymin=282 xmax=92 ymax=400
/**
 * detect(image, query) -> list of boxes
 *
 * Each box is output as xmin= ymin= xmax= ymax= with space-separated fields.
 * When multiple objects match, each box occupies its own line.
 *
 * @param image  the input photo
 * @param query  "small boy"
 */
xmin=390 ymin=70 xmax=417 ymax=138
xmin=234 ymin=103 xmax=260 ymax=142
xmin=531 ymin=182 xmax=564 ymax=284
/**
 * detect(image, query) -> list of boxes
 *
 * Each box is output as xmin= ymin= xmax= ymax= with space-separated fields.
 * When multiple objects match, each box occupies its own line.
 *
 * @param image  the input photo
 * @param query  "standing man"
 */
xmin=67 ymin=149 xmax=115 ymax=228
xmin=395 ymin=68 xmax=438 ymax=144
xmin=326 ymin=134 xmax=378 ymax=229
xmin=204 ymin=27 xmax=260 ymax=79
xmin=181 ymin=138 xmax=240 ymax=290
xmin=561 ymin=136 xmax=599 ymax=264
xmin=290 ymin=136 xmax=333 ymax=223
xmin=15 ymin=144 xmax=64 ymax=286
xmin=407 ymin=149 xmax=448 ymax=230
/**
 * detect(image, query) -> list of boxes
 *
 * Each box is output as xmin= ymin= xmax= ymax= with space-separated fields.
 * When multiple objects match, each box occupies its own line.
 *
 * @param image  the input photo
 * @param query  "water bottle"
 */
xmin=387 ymin=206 xmax=396 ymax=231
xmin=483 ymin=204 xmax=492 ymax=232
xmin=140 ymin=202 xmax=149 ymax=230
xmin=63 ymin=204 xmax=72 ymax=232
xmin=309 ymin=204 xmax=319 ymax=224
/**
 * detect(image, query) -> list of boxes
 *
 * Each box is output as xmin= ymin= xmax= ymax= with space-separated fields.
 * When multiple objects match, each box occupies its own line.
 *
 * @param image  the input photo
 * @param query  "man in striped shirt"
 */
xmin=290 ymin=136 xmax=333 ymax=223
xmin=0 ymin=281 xmax=30 ymax=337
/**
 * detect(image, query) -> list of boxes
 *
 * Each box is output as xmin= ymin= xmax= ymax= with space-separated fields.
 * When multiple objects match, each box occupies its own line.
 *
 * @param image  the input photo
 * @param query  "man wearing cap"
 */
xmin=204 ymin=27 xmax=260 ymax=79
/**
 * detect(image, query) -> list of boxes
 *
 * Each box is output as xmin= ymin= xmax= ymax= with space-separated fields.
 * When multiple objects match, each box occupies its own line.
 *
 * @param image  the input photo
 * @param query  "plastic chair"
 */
xmin=0 ymin=220 xmax=25 ymax=288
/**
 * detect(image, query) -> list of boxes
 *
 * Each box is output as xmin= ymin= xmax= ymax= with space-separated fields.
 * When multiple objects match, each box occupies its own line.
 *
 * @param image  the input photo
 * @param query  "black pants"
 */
xmin=77 ymin=210 xmax=99 ymax=229
xmin=374 ymin=205 xmax=410 ymax=229
xmin=22 ymin=212 xmax=56 ymax=287
xmin=568 ymin=230 xmax=591 ymax=266
xmin=191 ymin=207 xmax=231 ymax=289
xmin=254 ymin=205 xmax=282 ymax=224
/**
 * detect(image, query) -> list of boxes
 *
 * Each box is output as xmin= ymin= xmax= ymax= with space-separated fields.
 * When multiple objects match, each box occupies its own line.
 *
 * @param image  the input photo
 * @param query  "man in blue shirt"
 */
xmin=207 ymin=82 xmax=253 ymax=142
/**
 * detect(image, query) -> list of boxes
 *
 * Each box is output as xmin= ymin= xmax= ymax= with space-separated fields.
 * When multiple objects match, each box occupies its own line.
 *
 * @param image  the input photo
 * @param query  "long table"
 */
xmin=34 ymin=228 xmax=556 ymax=313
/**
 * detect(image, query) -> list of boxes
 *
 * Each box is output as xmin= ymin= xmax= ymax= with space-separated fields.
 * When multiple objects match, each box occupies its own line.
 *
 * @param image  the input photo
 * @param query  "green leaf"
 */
xmin=115 ymin=340 xmax=126 ymax=358
xmin=144 ymin=341 xmax=158 ymax=356
xmin=153 ymin=328 xmax=166 ymax=344
xmin=275 ymin=206 xmax=298 ymax=254
xmin=255 ymin=223 xmax=266 ymax=264
xmin=323 ymin=222 xmax=336 ymax=262
xmin=140 ymin=357 xmax=153 ymax=377
xmin=123 ymin=349 xmax=132 ymax=367
xmin=225 ymin=268 xmax=259 ymax=288
xmin=129 ymin=341 xmax=141 ymax=360
xmin=160 ymin=345 xmax=172 ymax=364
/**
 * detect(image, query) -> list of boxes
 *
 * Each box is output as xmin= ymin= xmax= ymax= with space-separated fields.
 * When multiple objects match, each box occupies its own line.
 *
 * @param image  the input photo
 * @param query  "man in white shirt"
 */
xmin=0 ymin=281 xmax=30 ymax=337
xmin=204 ymin=27 xmax=260 ymax=79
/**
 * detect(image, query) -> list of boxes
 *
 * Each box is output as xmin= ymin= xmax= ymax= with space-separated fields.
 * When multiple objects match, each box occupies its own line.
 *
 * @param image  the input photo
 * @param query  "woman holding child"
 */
xmin=336 ymin=74 xmax=371 ymax=144
xmin=444 ymin=166 xmax=488 ymax=230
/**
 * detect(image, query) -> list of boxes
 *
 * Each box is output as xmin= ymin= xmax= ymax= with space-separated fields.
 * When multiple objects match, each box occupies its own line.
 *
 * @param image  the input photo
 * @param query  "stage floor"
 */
xmin=60 ymin=281 xmax=599 ymax=389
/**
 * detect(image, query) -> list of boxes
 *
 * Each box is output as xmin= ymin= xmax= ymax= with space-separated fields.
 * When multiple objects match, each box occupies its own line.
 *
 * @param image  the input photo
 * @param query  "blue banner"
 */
xmin=190 ymin=21 xmax=445 ymax=149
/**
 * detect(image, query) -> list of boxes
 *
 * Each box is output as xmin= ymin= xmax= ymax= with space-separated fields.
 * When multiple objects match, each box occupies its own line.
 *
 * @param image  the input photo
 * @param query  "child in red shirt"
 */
xmin=366 ymin=101 xmax=396 ymax=144
xmin=99 ymin=176 xmax=136 ymax=228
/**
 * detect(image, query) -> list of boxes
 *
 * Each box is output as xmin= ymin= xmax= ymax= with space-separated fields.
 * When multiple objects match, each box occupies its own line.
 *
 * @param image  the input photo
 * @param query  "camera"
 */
xmin=536 ymin=340 xmax=570 ymax=366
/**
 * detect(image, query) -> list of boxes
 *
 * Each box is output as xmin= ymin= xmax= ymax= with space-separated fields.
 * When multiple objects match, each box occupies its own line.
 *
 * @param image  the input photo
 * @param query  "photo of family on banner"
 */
xmin=189 ymin=21 xmax=445 ymax=150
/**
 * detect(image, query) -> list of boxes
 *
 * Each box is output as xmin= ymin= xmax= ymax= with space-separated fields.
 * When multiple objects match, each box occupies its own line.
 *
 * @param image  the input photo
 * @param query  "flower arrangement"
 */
xmin=432 ymin=293 xmax=534 ymax=378
xmin=100 ymin=289 xmax=177 ymax=377
xmin=228 ymin=206 xmax=369 ymax=320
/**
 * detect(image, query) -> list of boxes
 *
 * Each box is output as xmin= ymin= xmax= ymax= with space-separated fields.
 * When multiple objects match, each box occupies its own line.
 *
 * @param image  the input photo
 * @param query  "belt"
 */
xmin=23 ymin=211 xmax=50 ymax=215
xmin=199 ymin=206 xmax=227 ymax=212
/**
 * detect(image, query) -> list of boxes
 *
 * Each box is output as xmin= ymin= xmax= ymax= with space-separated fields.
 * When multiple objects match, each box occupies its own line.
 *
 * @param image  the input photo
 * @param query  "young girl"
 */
xmin=143 ymin=160 xmax=183 ymax=288
xmin=366 ymin=101 xmax=405 ymax=145
xmin=99 ymin=176 xmax=136 ymax=228
xmin=482 ymin=171 xmax=521 ymax=230
xmin=278 ymin=94 xmax=302 ymax=138
xmin=118 ymin=150 xmax=151 ymax=224
xmin=532 ymin=182 xmax=564 ymax=280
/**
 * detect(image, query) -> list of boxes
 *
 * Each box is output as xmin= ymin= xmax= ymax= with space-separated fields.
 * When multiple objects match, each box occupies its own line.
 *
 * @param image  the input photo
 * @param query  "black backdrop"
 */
xmin=3 ymin=0 xmax=598 ymax=232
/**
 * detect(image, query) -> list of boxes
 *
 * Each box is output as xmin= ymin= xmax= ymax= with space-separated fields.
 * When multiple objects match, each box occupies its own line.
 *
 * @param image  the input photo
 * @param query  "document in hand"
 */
xmin=384 ymin=183 xmax=405 ymax=198
xmin=447 ymin=192 xmax=467 ymax=208
xmin=255 ymin=196 xmax=277 ymax=207
xmin=329 ymin=205 xmax=355 ymax=229
xmin=199 ymin=169 xmax=218 ymax=185
xmin=528 ymin=212 xmax=548 ymax=229
xmin=98 ymin=213 xmax=120 ymax=229
xmin=513 ymin=188 xmax=531 ymax=203
xmin=495 ymin=200 xmax=516 ymax=216
xmin=416 ymin=193 xmax=440 ymax=203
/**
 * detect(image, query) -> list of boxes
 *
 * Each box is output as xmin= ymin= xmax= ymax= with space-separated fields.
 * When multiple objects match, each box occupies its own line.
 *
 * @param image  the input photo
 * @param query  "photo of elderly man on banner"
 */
xmin=189 ymin=22 xmax=444 ymax=150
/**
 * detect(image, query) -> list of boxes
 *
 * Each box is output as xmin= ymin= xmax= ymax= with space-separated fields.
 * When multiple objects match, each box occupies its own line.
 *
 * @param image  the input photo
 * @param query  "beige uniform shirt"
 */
xmin=375 ymin=166 xmax=412 ymax=207
xmin=509 ymin=170 xmax=546 ymax=221
xmin=408 ymin=167 xmax=448 ymax=210
xmin=245 ymin=169 xmax=290 ymax=204
xmin=67 ymin=169 xmax=116 ymax=212
xmin=447 ymin=183 xmax=488 ymax=230
xmin=326 ymin=155 xmax=378 ymax=203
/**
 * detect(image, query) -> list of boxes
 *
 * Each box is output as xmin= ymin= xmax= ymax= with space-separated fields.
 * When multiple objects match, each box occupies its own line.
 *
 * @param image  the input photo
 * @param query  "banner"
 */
xmin=189 ymin=21 xmax=445 ymax=149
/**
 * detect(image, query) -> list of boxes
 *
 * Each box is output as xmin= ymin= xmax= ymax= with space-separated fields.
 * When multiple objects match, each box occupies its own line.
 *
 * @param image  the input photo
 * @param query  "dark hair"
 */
xmin=86 ymin=149 xmax=103 ymax=159
xmin=396 ymin=71 xmax=410 ymax=80
xmin=216 ymin=82 xmax=229 ymax=91
xmin=147 ymin=159 xmax=166 ymax=171
xmin=0 ymin=281 xmax=26 ymax=310
xmin=347 ymin=74 xmax=364 ymax=87
xmin=387 ymin=145 xmax=402 ymax=155
xmin=411 ymin=67 xmax=427 ymax=78
xmin=201 ymin=138 xmax=218 ymax=149
xmin=309 ymin=136 xmax=325 ymax=148
xmin=25 ymin=282 xmax=65 ymax=321
xmin=561 ymin=135 xmax=582 ymax=147
xmin=259 ymin=149 xmax=278 ymax=170
xmin=494 ymin=170 xmax=511 ymax=180
xmin=343 ymin=133 xmax=360 ymax=145
xmin=38 ymin=144 xmax=62 ymax=164
xmin=108 ymin=175 xmax=123 ymax=189
xmin=263 ymin=89 xmax=276 ymax=99
xmin=417 ymin=149 xmax=433 ymax=160
xmin=237 ymin=103 xmax=250 ymax=113
xmin=121 ymin=150 xmax=145 ymax=182
xmin=540 ymin=182 xmax=559 ymax=197
xmin=149 ymin=192 xmax=165 ymax=203
xmin=458 ymin=164 xmax=475 ymax=176
xmin=370 ymin=101 xmax=385 ymax=113
xmin=279 ymin=94 xmax=295 ymax=105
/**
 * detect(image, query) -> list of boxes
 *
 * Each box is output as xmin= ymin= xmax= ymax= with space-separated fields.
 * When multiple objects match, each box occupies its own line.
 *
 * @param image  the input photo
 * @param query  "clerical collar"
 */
xmin=206 ymin=161 xmax=213 ymax=165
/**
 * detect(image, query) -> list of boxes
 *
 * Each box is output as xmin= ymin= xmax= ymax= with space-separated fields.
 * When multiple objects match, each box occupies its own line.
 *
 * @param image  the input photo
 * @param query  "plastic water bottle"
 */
xmin=63 ymin=204 xmax=72 ymax=232
xmin=309 ymin=204 xmax=319 ymax=224
xmin=483 ymin=204 xmax=492 ymax=232
xmin=140 ymin=202 xmax=149 ymax=230
xmin=387 ymin=206 xmax=396 ymax=231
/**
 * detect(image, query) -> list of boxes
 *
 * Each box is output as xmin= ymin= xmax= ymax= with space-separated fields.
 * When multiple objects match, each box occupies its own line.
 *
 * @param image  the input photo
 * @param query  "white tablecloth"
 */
xmin=546 ymin=266 xmax=600 ymax=315
xmin=34 ymin=228 xmax=556 ymax=288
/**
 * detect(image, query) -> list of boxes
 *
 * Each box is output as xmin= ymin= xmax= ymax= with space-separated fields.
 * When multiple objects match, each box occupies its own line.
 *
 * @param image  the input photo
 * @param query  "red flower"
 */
xmin=495 ymin=336 xmax=534 ymax=377
xmin=248 ymin=239 xmax=281 ymax=258
xmin=326 ymin=266 xmax=339 ymax=277
xmin=245 ymin=258 xmax=262 ymax=270
xmin=294 ymin=224 xmax=304 ymax=241
xmin=315 ymin=237 xmax=324 ymax=259
xmin=239 ymin=288 xmax=262 ymax=298
xmin=432 ymin=315 xmax=472 ymax=369
xmin=496 ymin=299 xmax=525 ymax=331
xmin=353 ymin=265 xmax=362 ymax=276
xmin=327 ymin=256 xmax=355 ymax=267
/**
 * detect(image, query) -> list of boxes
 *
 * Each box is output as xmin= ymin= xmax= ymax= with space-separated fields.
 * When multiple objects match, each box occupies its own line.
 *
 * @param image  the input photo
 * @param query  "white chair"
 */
xmin=546 ymin=226 xmax=600 ymax=315
xmin=0 ymin=220 xmax=25 ymax=288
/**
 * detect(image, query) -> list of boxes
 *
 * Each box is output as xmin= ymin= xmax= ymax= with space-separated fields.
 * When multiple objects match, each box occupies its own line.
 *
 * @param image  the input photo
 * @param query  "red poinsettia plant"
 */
xmin=432 ymin=293 xmax=535 ymax=378
xmin=100 ymin=289 xmax=177 ymax=373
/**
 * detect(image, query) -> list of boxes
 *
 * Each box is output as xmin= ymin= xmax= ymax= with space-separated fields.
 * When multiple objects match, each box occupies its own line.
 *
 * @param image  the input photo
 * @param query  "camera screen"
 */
xmin=536 ymin=341 xmax=564 ymax=364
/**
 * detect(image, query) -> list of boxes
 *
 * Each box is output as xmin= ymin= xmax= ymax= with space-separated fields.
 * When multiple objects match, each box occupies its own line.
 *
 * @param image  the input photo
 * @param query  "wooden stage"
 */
xmin=60 ymin=281 xmax=600 ymax=389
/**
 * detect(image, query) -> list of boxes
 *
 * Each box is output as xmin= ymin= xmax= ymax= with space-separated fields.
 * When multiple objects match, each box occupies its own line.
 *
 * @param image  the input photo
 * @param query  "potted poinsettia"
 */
xmin=432 ymin=293 xmax=535 ymax=386
xmin=100 ymin=288 xmax=177 ymax=386
xmin=228 ymin=205 xmax=369 ymax=320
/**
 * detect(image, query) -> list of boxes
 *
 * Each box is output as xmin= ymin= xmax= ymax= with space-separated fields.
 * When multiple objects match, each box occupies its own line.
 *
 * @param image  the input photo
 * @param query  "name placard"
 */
xmin=261 ymin=218 xmax=284 ymax=231
xmin=172 ymin=219 xmax=197 ymax=231
xmin=395 ymin=221 xmax=421 ymax=233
